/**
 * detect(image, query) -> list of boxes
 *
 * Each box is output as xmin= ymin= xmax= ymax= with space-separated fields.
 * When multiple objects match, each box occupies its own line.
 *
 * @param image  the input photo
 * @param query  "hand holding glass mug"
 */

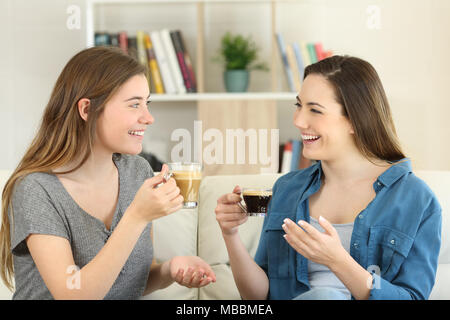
xmin=129 ymin=164 xmax=183 ymax=223
xmin=215 ymin=186 xmax=248 ymax=236
xmin=216 ymin=184 xmax=273 ymax=235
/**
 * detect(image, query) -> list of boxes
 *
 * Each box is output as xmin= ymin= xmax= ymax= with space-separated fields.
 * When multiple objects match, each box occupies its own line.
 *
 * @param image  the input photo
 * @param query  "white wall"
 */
xmin=1 ymin=0 xmax=449 ymax=171
xmin=0 ymin=0 xmax=87 ymax=170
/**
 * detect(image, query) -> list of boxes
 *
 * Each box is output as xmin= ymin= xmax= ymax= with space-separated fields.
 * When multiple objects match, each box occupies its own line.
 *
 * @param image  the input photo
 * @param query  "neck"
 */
xmin=54 ymin=147 xmax=117 ymax=183
xmin=320 ymin=151 xmax=389 ymax=185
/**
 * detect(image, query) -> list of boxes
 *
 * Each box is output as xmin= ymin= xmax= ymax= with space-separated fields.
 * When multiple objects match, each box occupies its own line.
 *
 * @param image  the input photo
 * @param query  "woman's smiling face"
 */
xmin=95 ymin=74 xmax=153 ymax=155
xmin=294 ymin=74 xmax=355 ymax=161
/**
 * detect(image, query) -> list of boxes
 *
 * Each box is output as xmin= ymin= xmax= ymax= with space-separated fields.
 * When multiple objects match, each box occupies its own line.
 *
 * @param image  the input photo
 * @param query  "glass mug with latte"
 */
xmin=168 ymin=162 xmax=202 ymax=209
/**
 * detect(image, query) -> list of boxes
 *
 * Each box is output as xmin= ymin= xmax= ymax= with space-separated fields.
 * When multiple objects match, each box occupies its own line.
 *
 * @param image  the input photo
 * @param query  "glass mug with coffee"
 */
xmin=168 ymin=162 xmax=202 ymax=209
xmin=239 ymin=188 xmax=272 ymax=217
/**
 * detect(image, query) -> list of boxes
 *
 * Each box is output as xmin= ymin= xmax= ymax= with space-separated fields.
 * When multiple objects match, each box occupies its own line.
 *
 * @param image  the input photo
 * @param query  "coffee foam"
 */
xmin=172 ymin=171 xmax=202 ymax=180
xmin=242 ymin=190 xmax=272 ymax=197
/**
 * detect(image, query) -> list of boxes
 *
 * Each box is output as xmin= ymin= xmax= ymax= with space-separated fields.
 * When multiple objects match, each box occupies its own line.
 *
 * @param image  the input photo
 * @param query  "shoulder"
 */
xmin=13 ymin=172 xmax=56 ymax=200
xmin=403 ymin=172 xmax=442 ymax=214
xmin=395 ymin=171 xmax=442 ymax=215
xmin=114 ymin=153 xmax=154 ymax=178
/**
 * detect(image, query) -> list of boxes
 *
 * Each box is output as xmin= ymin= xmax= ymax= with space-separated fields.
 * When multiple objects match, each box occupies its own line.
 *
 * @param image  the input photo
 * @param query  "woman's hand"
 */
xmin=128 ymin=164 xmax=183 ymax=223
xmin=282 ymin=216 xmax=348 ymax=269
xmin=170 ymin=256 xmax=216 ymax=288
xmin=215 ymin=186 xmax=248 ymax=236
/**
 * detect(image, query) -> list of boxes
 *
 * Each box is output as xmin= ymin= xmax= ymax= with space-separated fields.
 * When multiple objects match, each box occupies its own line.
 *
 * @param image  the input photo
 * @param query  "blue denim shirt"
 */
xmin=254 ymin=159 xmax=442 ymax=300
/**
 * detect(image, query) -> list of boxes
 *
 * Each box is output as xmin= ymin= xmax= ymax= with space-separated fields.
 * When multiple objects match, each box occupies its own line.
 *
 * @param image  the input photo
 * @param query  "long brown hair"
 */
xmin=304 ymin=55 xmax=405 ymax=162
xmin=0 ymin=46 xmax=145 ymax=291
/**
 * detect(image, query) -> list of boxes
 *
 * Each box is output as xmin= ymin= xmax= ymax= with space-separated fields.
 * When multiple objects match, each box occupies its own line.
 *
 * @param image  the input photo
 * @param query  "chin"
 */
xmin=117 ymin=146 xmax=143 ymax=155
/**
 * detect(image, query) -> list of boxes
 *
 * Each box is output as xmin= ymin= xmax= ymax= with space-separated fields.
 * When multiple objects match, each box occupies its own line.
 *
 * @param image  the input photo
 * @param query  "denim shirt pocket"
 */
xmin=367 ymin=226 xmax=414 ymax=280
xmin=264 ymin=213 xmax=293 ymax=279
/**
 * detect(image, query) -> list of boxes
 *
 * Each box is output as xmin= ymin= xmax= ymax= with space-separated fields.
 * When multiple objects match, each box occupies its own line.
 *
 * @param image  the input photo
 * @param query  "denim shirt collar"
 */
xmin=302 ymin=158 xmax=412 ymax=198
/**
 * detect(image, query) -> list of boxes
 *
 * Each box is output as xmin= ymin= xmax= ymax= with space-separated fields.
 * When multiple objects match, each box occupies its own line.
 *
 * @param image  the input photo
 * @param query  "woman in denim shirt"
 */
xmin=215 ymin=55 xmax=442 ymax=300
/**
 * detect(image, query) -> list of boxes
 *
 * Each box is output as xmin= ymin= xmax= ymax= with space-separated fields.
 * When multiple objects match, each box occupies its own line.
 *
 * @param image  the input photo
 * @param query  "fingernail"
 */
xmin=319 ymin=216 xmax=325 ymax=222
xmin=283 ymin=219 xmax=290 ymax=225
xmin=298 ymin=220 xmax=305 ymax=226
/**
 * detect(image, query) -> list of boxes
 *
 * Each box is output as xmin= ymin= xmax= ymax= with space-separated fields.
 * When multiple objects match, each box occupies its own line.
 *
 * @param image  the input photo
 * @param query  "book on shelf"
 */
xmin=276 ymin=33 xmax=296 ymax=92
xmin=94 ymin=30 xmax=198 ymax=94
xmin=280 ymin=141 xmax=292 ymax=174
xmin=314 ymin=42 xmax=324 ymax=61
xmin=143 ymin=33 xmax=165 ymax=94
xmin=279 ymin=139 xmax=312 ymax=173
xmin=299 ymin=42 xmax=311 ymax=67
xmin=275 ymin=34 xmax=333 ymax=93
xmin=307 ymin=43 xmax=318 ymax=64
xmin=290 ymin=140 xmax=302 ymax=172
xmin=136 ymin=31 xmax=153 ymax=90
xmin=150 ymin=31 xmax=177 ymax=94
xmin=292 ymin=43 xmax=305 ymax=82
xmin=170 ymin=30 xmax=196 ymax=93
xmin=285 ymin=44 xmax=302 ymax=92
xmin=161 ymin=29 xmax=186 ymax=94
xmin=118 ymin=31 xmax=128 ymax=55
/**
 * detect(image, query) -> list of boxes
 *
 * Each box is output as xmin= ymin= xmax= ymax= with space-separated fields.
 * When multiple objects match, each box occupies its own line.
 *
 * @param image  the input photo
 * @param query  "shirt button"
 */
xmin=390 ymin=239 xmax=396 ymax=245
xmin=353 ymin=242 xmax=359 ymax=249
xmin=358 ymin=214 xmax=364 ymax=219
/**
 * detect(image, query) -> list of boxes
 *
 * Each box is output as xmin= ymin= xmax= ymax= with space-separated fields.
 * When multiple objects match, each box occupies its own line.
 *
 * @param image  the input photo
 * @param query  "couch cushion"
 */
xmin=429 ymin=264 xmax=450 ymax=300
xmin=197 ymin=174 xmax=281 ymax=299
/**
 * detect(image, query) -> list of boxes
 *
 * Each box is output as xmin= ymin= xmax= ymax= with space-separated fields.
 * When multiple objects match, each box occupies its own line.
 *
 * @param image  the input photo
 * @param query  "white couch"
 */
xmin=1 ymin=170 xmax=449 ymax=300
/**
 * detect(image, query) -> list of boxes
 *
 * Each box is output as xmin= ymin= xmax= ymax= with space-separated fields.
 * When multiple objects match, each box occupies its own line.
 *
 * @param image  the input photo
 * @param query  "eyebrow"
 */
xmin=296 ymin=96 xmax=326 ymax=109
xmin=124 ymin=94 xmax=151 ymax=102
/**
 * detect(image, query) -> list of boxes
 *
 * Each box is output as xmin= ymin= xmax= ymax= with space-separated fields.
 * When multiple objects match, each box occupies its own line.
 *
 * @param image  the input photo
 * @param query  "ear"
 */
xmin=77 ymin=98 xmax=90 ymax=122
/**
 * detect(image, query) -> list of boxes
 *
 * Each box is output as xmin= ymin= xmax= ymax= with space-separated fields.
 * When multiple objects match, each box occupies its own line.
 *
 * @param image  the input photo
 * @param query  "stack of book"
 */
xmin=94 ymin=30 xmax=197 ymax=94
xmin=279 ymin=140 xmax=313 ymax=174
xmin=276 ymin=33 xmax=333 ymax=93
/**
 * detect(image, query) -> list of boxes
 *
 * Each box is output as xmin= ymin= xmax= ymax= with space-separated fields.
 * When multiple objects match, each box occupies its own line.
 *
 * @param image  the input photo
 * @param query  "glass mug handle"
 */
xmin=237 ymin=192 xmax=247 ymax=214
xmin=155 ymin=171 xmax=173 ymax=188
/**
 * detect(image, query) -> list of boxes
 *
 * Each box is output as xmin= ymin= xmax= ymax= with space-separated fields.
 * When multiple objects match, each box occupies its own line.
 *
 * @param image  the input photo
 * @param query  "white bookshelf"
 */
xmin=85 ymin=0 xmax=299 ymax=100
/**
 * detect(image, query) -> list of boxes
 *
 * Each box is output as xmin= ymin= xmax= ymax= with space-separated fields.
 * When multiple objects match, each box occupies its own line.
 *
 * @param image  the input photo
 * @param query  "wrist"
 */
xmin=328 ymin=248 xmax=351 ymax=273
xmin=162 ymin=259 xmax=173 ymax=280
xmin=125 ymin=203 xmax=149 ymax=227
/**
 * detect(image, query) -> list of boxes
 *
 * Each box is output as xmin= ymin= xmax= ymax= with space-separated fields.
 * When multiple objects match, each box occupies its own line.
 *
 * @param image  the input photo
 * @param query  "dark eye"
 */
xmin=294 ymin=102 xmax=302 ymax=108
xmin=130 ymin=103 xmax=139 ymax=108
xmin=146 ymin=100 xmax=151 ymax=106
xmin=311 ymin=108 xmax=322 ymax=114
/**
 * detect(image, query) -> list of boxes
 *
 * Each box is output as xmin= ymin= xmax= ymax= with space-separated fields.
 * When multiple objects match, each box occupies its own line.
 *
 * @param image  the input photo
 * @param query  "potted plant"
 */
xmin=214 ymin=32 xmax=268 ymax=92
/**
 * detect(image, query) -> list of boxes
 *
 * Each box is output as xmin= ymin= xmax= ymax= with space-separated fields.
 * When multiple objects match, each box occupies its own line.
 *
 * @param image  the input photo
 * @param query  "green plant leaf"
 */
xmin=212 ymin=31 xmax=269 ymax=72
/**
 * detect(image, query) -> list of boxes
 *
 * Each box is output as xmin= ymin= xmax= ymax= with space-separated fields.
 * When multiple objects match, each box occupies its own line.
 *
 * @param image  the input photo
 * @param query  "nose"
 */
xmin=140 ymin=107 xmax=154 ymax=125
xmin=293 ymin=107 xmax=308 ymax=130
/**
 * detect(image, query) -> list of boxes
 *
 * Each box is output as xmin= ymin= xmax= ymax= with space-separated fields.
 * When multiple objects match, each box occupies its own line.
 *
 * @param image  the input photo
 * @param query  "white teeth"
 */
xmin=129 ymin=131 xmax=144 ymax=136
xmin=301 ymin=134 xmax=320 ymax=141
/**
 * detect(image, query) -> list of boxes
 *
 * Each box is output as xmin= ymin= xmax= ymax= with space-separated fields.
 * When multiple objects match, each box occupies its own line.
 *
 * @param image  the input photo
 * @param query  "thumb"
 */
xmin=159 ymin=164 xmax=169 ymax=176
xmin=232 ymin=185 xmax=242 ymax=195
xmin=318 ymin=216 xmax=338 ymax=237
xmin=147 ymin=165 xmax=169 ymax=188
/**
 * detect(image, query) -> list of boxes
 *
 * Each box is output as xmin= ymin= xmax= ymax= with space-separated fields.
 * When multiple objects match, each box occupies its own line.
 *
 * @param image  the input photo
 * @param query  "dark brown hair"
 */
xmin=304 ymin=55 xmax=405 ymax=162
xmin=0 ymin=46 xmax=145 ymax=291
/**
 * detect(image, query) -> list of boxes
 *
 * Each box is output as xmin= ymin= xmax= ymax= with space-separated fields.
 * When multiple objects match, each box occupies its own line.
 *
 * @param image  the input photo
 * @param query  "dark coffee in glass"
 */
xmin=242 ymin=188 xmax=272 ymax=217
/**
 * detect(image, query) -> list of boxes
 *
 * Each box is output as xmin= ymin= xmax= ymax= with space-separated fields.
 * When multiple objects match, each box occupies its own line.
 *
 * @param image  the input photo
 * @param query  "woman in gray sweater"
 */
xmin=0 ymin=46 xmax=215 ymax=299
